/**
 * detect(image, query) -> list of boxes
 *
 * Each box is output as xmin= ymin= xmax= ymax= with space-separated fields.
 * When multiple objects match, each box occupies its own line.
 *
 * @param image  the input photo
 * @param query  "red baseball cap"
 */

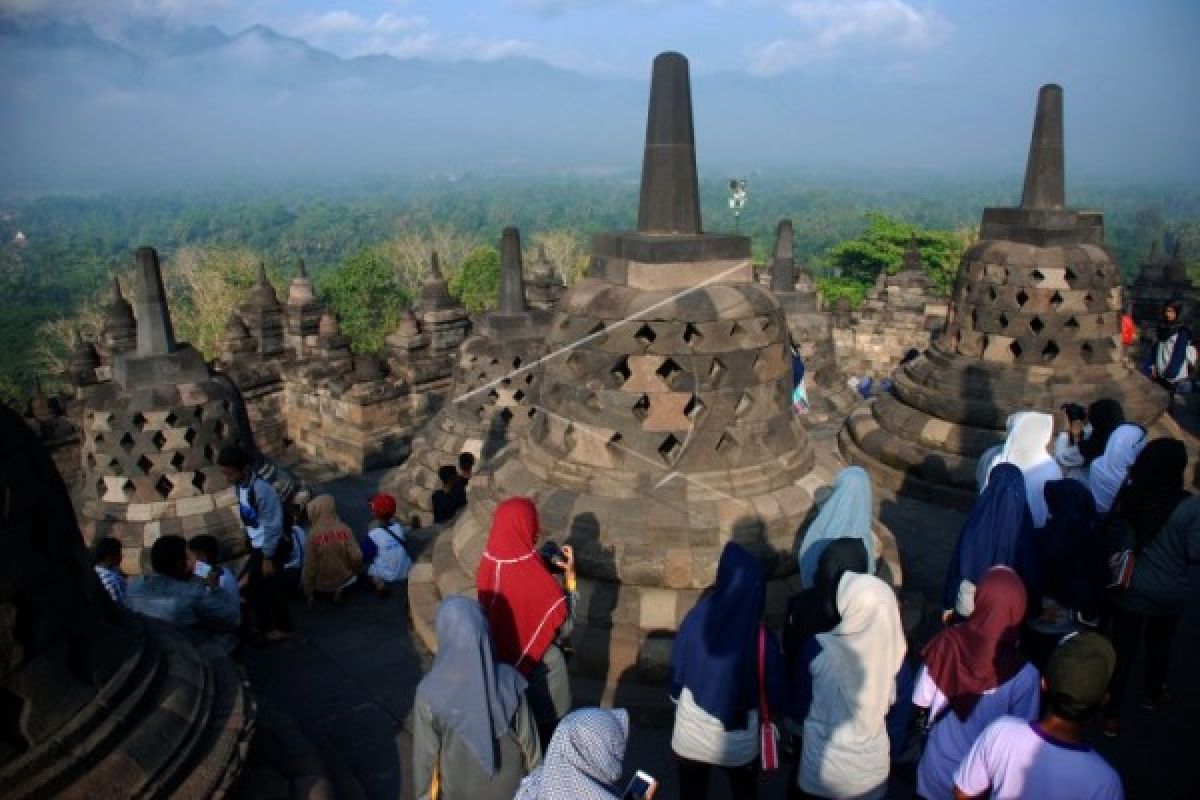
xmin=369 ymin=493 xmax=397 ymax=518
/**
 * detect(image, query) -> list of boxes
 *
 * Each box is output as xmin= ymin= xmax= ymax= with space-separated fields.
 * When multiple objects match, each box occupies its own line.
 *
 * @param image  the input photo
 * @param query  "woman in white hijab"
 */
xmin=1088 ymin=423 xmax=1147 ymax=514
xmin=797 ymin=572 xmax=906 ymax=799
xmin=977 ymin=412 xmax=1062 ymax=528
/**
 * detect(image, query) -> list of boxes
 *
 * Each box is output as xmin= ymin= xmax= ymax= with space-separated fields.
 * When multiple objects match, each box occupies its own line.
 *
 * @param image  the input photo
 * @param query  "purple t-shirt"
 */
xmin=912 ymin=663 xmax=1041 ymax=800
xmin=954 ymin=716 xmax=1123 ymax=800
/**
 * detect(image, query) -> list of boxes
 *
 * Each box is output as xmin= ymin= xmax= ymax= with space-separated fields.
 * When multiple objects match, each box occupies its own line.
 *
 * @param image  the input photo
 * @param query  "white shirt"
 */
xmin=670 ymin=687 xmax=759 ymax=767
xmin=366 ymin=522 xmax=412 ymax=583
xmin=913 ymin=663 xmax=1041 ymax=800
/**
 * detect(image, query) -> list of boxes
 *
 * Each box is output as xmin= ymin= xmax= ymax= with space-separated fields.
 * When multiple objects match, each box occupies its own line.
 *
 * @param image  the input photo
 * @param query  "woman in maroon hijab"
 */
xmin=911 ymin=567 xmax=1040 ymax=799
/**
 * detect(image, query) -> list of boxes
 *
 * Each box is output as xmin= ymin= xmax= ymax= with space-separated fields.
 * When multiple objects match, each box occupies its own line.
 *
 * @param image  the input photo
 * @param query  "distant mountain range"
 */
xmin=0 ymin=14 xmax=1183 ymax=193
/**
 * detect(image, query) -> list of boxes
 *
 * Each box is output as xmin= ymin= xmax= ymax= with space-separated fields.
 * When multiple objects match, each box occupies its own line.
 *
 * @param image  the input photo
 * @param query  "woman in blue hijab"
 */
xmin=796 ymin=466 xmax=876 ymax=588
xmin=670 ymin=541 xmax=786 ymax=799
xmin=942 ymin=463 xmax=1037 ymax=621
xmin=1038 ymin=479 xmax=1106 ymax=621
xmin=412 ymin=596 xmax=542 ymax=800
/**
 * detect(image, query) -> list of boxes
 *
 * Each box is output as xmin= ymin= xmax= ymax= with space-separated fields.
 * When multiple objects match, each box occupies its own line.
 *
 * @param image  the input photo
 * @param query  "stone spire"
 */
xmin=420 ymin=251 xmax=456 ymax=310
xmin=131 ymin=246 xmax=176 ymax=356
xmin=637 ymin=51 xmax=702 ymax=234
xmin=1020 ymin=83 xmax=1065 ymax=211
xmin=69 ymin=329 xmax=100 ymax=386
xmin=499 ymin=226 xmax=529 ymax=314
xmin=102 ymin=274 xmax=137 ymax=357
xmin=770 ymin=219 xmax=795 ymax=292
xmin=252 ymin=261 xmax=281 ymax=308
xmin=288 ymin=258 xmax=316 ymax=305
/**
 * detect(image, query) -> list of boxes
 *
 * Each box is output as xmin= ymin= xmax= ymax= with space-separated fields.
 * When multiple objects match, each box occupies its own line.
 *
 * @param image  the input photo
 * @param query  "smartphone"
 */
xmin=538 ymin=540 xmax=566 ymax=574
xmin=193 ymin=561 xmax=212 ymax=579
xmin=622 ymin=770 xmax=657 ymax=800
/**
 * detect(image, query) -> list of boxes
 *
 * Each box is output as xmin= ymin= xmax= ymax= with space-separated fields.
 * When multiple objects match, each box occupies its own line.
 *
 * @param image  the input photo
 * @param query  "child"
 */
xmin=431 ymin=464 xmax=467 ymax=523
xmin=281 ymin=504 xmax=308 ymax=599
xmin=94 ymin=536 xmax=127 ymax=605
xmin=188 ymin=534 xmax=241 ymax=613
xmin=363 ymin=493 xmax=412 ymax=596
xmin=458 ymin=451 xmax=476 ymax=484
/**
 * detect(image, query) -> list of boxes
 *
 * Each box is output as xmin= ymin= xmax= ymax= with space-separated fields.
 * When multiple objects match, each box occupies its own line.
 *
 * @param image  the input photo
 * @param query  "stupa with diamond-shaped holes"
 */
xmin=78 ymin=246 xmax=249 ymax=571
xmin=382 ymin=226 xmax=553 ymax=526
xmin=409 ymin=52 xmax=899 ymax=713
xmin=839 ymin=84 xmax=1176 ymax=506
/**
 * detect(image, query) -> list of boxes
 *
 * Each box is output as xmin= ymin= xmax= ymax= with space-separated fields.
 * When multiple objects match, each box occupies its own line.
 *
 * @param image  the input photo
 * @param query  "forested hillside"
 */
xmin=2 ymin=173 xmax=1197 ymax=404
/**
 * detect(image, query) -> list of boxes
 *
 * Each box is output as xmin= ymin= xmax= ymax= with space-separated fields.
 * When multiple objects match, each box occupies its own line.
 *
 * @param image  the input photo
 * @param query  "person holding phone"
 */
xmin=514 ymin=707 xmax=637 ymax=800
xmin=669 ymin=541 xmax=785 ymax=799
xmin=412 ymin=596 xmax=541 ymax=800
xmin=477 ymin=497 xmax=577 ymax=746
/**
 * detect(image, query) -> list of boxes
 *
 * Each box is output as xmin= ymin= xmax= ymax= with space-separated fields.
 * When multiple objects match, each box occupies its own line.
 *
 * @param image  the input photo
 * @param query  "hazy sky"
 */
xmin=6 ymin=0 xmax=1198 ymax=81
xmin=2 ymin=0 xmax=1198 ymax=189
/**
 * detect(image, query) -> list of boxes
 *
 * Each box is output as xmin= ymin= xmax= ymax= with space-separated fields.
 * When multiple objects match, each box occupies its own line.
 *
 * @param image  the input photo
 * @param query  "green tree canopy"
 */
xmin=317 ymin=248 xmax=410 ymax=354
xmin=825 ymin=212 xmax=964 ymax=296
xmin=450 ymin=245 xmax=501 ymax=313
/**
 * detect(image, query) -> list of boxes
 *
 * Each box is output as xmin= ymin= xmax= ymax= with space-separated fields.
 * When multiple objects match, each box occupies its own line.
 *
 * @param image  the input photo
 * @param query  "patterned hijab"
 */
xmin=415 ymin=596 xmax=526 ymax=777
xmin=514 ymin=708 xmax=629 ymax=800
xmin=796 ymin=466 xmax=875 ymax=588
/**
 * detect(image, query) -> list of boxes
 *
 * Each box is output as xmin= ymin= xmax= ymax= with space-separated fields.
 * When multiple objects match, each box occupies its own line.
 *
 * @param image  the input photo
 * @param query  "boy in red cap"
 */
xmin=363 ymin=493 xmax=412 ymax=596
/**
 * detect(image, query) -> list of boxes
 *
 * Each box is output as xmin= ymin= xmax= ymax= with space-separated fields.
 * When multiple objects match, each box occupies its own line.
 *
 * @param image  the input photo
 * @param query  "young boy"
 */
xmin=94 ymin=536 xmax=127 ymax=605
xmin=457 ymin=451 xmax=476 ymax=484
xmin=188 ymin=534 xmax=241 ymax=611
xmin=431 ymin=464 xmax=467 ymax=524
xmin=953 ymin=631 xmax=1124 ymax=800
xmin=362 ymin=493 xmax=412 ymax=596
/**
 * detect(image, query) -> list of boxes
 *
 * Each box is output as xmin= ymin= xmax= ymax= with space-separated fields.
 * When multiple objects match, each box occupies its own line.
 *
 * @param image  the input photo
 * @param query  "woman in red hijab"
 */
xmin=911 ymin=566 xmax=1039 ymax=800
xmin=477 ymin=497 xmax=576 ymax=745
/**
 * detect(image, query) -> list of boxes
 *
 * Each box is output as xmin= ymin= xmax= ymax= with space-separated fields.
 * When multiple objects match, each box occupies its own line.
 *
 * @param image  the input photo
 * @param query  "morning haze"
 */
xmin=1 ymin=0 xmax=1198 ymax=192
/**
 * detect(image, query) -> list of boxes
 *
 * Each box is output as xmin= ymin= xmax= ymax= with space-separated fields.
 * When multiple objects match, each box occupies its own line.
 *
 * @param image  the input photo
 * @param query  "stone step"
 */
xmin=172 ymin=655 xmax=256 ymax=799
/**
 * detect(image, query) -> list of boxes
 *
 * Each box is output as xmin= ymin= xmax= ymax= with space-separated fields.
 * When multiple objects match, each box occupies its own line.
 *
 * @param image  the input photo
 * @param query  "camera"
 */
xmin=539 ymin=540 xmax=566 ymax=574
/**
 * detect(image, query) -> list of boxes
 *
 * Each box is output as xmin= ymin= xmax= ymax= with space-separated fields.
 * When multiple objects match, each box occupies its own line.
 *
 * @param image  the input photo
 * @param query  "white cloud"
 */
xmin=510 ymin=0 xmax=682 ymax=17
xmin=288 ymin=9 xmax=534 ymax=63
xmin=748 ymin=0 xmax=950 ymax=76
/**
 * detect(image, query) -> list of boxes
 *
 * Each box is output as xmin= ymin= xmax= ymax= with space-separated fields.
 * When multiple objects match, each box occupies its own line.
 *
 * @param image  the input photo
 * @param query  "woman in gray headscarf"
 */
xmin=515 ymin=707 xmax=632 ymax=800
xmin=412 ymin=596 xmax=541 ymax=800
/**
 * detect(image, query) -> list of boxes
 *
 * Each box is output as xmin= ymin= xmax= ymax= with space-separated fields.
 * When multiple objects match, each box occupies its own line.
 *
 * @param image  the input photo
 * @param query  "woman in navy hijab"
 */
xmin=670 ymin=541 xmax=786 ymax=799
xmin=942 ymin=463 xmax=1037 ymax=622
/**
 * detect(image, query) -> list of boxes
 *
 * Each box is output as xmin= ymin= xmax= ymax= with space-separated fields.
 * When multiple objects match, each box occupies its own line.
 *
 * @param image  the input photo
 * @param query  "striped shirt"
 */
xmin=95 ymin=564 xmax=127 ymax=605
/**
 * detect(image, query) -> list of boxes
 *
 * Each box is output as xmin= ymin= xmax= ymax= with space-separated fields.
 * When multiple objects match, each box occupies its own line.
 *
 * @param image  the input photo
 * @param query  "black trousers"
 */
xmin=248 ymin=549 xmax=292 ymax=634
xmin=1106 ymin=608 xmax=1178 ymax=715
xmin=676 ymin=755 xmax=759 ymax=800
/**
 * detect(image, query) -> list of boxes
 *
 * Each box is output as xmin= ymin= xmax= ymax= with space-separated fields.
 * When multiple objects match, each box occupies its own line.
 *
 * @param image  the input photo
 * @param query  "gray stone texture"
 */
xmin=131 ymin=246 xmax=177 ymax=356
xmin=1020 ymin=83 xmax=1065 ymax=210
xmin=499 ymin=226 xmax=530 ymax=314
xmin=0 ymin=405 xmax=252 ymax=800
xmin=637 ymin=52 xmax=702 ymax=235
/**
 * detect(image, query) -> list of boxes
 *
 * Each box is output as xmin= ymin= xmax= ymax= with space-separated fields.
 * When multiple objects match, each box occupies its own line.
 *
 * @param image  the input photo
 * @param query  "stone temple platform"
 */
xmin=840 ymin=84 xmax=1179 ymax=507
xmin=409 ymin=51 xmax=899 ymax=715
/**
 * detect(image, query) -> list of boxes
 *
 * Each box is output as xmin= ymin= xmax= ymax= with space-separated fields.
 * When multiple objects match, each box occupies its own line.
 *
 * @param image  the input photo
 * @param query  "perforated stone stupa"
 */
xmin=410 ymin=52 xmax=870 ymax=710
xmin=78 ymin=247 xmax=248 ymax=570
xmin=382 ymin=226 xmax=552 ymax=526
xmin=840 ymin=84 xmax=1172 ymax=504
xmin=1 ymin=404 xmax=252 ymax=799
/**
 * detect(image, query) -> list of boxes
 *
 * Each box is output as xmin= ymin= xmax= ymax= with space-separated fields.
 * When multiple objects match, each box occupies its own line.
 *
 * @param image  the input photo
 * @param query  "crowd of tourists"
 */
xmin=402 ymin=391 xmax=1198 ymax=799
xmin=86 ymin=300 xmax=1200 ymax=798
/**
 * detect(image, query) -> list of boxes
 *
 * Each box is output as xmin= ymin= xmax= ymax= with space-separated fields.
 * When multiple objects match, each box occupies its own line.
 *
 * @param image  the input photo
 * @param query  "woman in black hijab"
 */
xmin=1078 ymin=397 xmax=1125 ymax=466
xmin=783 ymin=538 xmax=870 ymax=708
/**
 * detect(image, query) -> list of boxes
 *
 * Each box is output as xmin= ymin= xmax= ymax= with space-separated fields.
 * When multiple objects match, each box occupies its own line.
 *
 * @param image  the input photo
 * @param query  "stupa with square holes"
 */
xmin=839 ymin=85 xmax=1178 ymax=506
xmin=381 ymin=226 xmax=553 ymax=526
xmin=408 ymin=52 xmax=900 ymax=715
xmin=77 ymin=246 xmax=249 ymax=572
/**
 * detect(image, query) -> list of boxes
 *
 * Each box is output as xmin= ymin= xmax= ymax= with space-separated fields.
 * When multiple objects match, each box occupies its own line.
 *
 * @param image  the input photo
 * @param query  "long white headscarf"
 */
xmin=1089 ymin=423 xmax=1147 ymax=513
xmin=813 ymin=572 xmax=906 ymax=739
xmin=980 ymin=412 xmax=1061 ymax=527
